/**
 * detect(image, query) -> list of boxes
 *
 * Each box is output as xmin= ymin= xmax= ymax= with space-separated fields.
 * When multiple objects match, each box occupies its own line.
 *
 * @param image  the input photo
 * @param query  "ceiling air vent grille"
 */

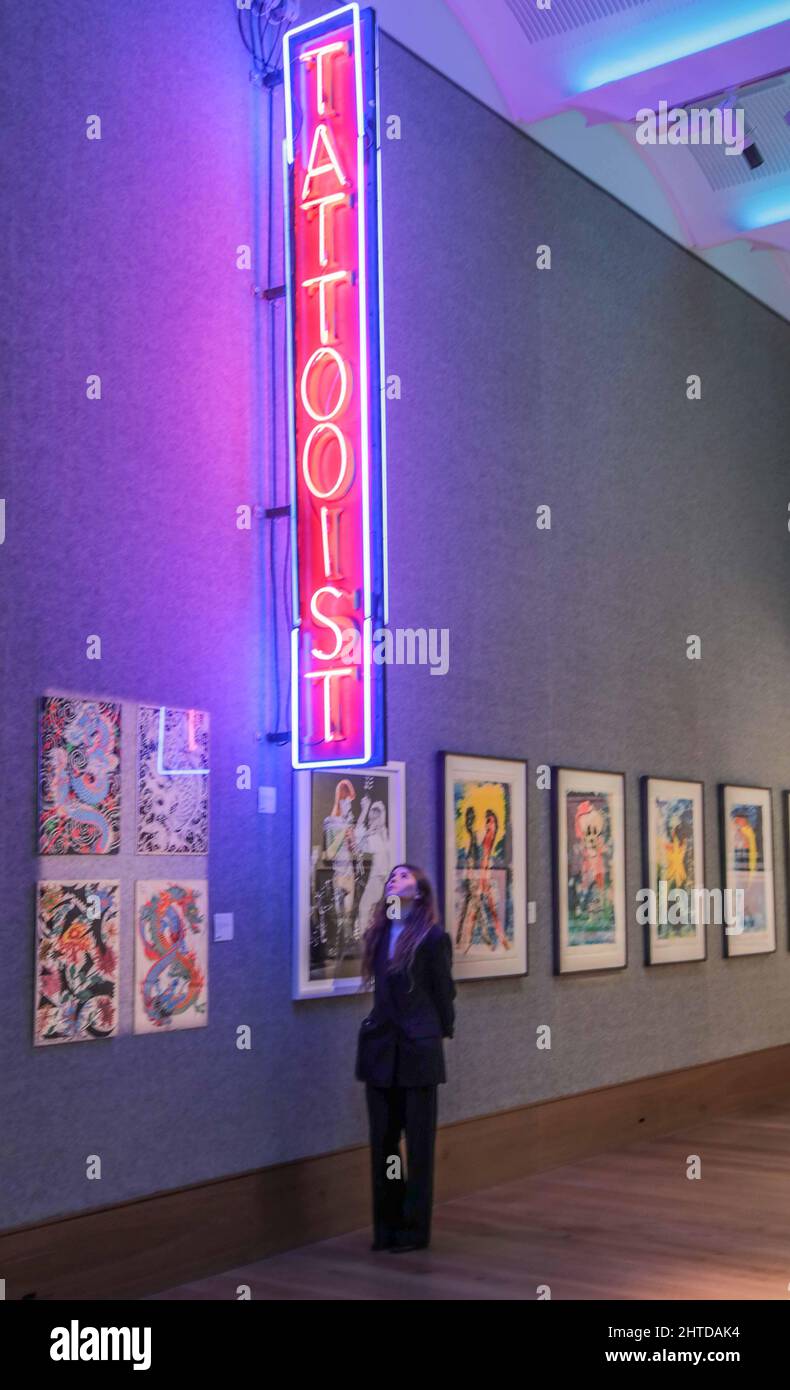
xmin=685 ymin=81 xmax=790 ymax=190
xmin=506 ymin=0 xmax=674 ymax=44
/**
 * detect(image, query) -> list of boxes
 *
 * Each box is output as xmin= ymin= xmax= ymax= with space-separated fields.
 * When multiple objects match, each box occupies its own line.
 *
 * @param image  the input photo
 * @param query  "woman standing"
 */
xmin=356 ymin=864 xmax=456 ymax=1252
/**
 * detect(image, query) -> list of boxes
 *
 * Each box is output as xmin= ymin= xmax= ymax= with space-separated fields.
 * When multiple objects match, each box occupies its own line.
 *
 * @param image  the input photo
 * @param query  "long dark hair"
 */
xmin=360 ymin=863 xmax=438 ymax=984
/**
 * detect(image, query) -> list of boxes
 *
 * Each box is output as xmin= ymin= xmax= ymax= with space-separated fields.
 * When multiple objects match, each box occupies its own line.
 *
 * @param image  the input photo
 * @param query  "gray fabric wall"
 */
xmin=2 ymin=0 xmax=790 ymax=1231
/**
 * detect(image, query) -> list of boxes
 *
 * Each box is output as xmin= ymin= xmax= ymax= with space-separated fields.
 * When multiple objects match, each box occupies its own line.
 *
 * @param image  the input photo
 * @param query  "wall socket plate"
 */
xmin=214 ymin=913 xmax=234 ymax=942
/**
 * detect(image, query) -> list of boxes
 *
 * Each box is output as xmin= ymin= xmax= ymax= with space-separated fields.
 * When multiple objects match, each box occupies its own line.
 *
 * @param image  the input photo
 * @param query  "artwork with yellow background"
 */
xmin=655 ymin=796 xmax=696 ymax=938
xmin=452 ymin=777 xmax=512 ymax=954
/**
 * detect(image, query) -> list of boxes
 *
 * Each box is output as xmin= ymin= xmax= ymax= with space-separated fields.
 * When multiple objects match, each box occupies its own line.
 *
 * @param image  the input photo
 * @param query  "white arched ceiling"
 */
xmin=374 ymin=0 xmax=790 ymax=320
xmin=369 ymin=0 xmax=508 ymax=114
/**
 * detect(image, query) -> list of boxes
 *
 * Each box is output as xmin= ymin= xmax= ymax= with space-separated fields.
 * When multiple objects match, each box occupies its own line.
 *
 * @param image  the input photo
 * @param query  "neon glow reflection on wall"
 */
xmin=283 ymin=3 xmax=387 ymax=769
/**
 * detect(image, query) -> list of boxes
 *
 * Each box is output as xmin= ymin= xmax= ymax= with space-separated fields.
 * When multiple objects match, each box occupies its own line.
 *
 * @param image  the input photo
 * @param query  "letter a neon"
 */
xmin=301 ymin=123 xmax=347 ymax=201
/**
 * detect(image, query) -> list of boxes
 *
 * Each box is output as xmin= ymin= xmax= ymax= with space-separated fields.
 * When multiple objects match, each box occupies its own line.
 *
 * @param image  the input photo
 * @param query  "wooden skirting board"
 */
xmin=3 ymin=1042 xmax=790 ymax=1300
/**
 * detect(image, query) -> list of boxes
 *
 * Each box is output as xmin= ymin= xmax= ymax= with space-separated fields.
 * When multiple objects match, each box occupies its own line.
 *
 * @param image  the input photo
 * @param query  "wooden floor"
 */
xmin=153 ymin=1099 xmax=790 ymax=1300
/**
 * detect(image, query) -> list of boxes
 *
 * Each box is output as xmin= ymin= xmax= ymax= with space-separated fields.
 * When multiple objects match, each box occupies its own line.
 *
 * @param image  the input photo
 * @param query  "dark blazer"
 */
xmin=355 ymin=923 xmax=456 ymax=1088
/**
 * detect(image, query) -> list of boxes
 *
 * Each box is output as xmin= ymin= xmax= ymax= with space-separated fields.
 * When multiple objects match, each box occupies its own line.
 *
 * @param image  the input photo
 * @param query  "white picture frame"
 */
xmin=721 ymin=784 xmax=776 ymax=957
xmin=293 ymin=762 xmax=406 ymax=1000
xmin=554 ymin=766 xmax=627 ymax=975
xmin=442 ymin=752 xmax=527 ymax=981
xmin=642 ymin=777 xmax=706 ymax=965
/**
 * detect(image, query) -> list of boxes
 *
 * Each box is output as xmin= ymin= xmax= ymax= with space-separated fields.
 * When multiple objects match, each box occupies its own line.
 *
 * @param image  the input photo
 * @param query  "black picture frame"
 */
xmin=719 ymin=783 xmax=778 ymax=959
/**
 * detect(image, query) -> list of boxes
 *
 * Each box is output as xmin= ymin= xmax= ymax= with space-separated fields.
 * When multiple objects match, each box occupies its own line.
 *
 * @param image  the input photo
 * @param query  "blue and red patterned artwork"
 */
xmin=38 ymin=697 xmax=121 ymax=854
xmin=134 ymin=880 xmax=208 ymax=1033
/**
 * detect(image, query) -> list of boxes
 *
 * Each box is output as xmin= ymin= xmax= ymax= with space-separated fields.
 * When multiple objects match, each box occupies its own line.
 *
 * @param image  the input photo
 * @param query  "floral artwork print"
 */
xmin=134 ymin=881 xmax=208 ymax=1033
xmin=38 ymin=697 xmax=121 ymax=854
xmin=136 ymin=706 xmax=209 ymax=854
xmin=35 ymin=882 xmax=119 ymax=1045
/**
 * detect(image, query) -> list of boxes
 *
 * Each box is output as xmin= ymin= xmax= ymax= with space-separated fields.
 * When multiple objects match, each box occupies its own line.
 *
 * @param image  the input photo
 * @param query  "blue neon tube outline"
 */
xmin=155 ymin=706 xmax=210 ymax=776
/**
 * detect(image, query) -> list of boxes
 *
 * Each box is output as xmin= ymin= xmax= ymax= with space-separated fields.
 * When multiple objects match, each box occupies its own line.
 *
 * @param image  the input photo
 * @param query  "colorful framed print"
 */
xmin=136 ymin=704 xmax=210 ymax=854
xmin=641 ymin=777 xmax=706 ymax=965
xmin=34 ymin=881 xmax=120 ymax=1045
xmin=134 ymin=880 xmax=209 ymax=1032
xmin=38 ymin=697 xmax=121 ymax=854
xmin=294 ymin=763 xmax=405 ymax=1000
xmin=720 ymin=785 xmax=776 ymax=957
xmin=553 ymin=767 xmax=626 ymax=974
xmin=442 ymin=753 xmax=527 ymax=981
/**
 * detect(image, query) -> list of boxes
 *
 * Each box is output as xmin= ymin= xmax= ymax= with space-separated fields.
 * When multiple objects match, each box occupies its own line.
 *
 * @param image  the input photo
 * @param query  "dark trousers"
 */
xmin=365 ymin=1083 xmax=438 ymax=1247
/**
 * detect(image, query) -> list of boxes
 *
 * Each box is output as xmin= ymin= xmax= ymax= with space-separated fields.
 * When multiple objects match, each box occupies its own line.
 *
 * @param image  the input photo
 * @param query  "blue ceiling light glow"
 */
xmin=738 ymin=190 xmax=790 ymax=230
xmin=575 ymin=0 xmax=790 ymax=92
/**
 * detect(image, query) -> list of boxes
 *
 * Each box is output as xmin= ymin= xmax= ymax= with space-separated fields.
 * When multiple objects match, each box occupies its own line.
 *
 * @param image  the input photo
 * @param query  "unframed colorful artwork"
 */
xmin=38 ymin=697 xmax=121 ymax=854
xmin=134 ymin=880 xmax=208 ymax=1033
xmin=137 ymin=705 xmax=209 ymax=854
xmin=35 ymin=881 xmax=119 ymax=1045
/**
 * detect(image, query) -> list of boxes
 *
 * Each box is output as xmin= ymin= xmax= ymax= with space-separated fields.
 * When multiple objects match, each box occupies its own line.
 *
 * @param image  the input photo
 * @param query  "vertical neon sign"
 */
xmin=284 ymin=4 xmax=387 ymax=770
